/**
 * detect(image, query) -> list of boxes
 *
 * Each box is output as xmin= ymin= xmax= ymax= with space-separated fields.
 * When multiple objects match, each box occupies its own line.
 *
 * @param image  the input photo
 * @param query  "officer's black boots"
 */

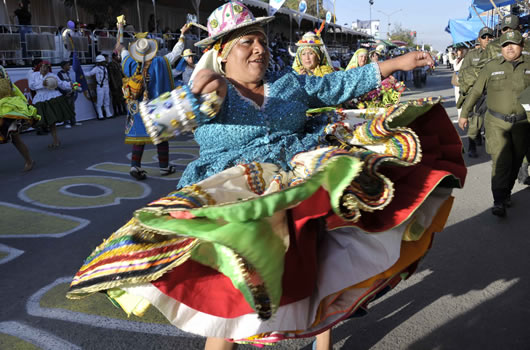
xmin=492 ymin=202 xmax=506 ymax=217
xmin=468 ymin=138 xmax=478 ymax=158
xmin=475 ymin=134 xmax=483 ymax=146
xmin=518 ymin=162 xmax=530 ymax=185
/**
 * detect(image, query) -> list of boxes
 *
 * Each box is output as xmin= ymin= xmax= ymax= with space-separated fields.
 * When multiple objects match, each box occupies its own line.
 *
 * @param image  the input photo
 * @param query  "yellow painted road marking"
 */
xmin=0 ymin=202 xmax=89 ymax=238
xmin=18 ymin=176 xmax=150 ymax=209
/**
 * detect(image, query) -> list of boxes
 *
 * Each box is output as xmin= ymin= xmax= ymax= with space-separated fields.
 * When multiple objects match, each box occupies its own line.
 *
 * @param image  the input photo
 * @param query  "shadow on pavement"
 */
xmin=330 ymin=187 xmax=530 ymax=349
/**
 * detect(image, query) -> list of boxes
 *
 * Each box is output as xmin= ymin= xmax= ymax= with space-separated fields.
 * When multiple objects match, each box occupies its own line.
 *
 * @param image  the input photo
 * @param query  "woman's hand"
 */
xmin=180 ymin=23 xmax=191 ymax=35
xmin=114 ymin=43 xmax=125 ymax=54
xmin=378 ymin=51 xmax=434 ymax=78
xmin=191 ymin=69 xmax=227 ymax=99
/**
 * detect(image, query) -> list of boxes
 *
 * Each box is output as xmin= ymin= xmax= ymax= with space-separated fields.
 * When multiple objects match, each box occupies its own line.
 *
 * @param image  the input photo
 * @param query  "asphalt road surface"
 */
xmin=1 ymin=66 xmax=529 ymax=350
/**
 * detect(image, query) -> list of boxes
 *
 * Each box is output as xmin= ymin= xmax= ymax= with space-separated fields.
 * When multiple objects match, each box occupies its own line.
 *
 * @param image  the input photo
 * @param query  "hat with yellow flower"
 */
xmin=295 ymin=32 xmax=324 ymax=47
xmin=194 ymin=1 xmax=274 ymax=47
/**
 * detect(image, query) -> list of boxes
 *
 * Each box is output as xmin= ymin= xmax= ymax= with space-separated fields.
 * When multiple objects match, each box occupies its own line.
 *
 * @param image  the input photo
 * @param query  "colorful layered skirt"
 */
xmin=68 ymin=99 xmax=466 ymax=345
xmin=0 ymin=93 xmax=40 ymax=143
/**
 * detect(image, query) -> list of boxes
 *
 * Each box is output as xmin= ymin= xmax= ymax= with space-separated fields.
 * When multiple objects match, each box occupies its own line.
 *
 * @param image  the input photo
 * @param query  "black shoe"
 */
xmin=160 ymin=165 xmax=176 ymax=176
xmin=491 ymin=203 xmax=506 ymax=217
xmin=518 ymin=163 xmax=530 ymax=185
xmin=468 ymin=149 xmax=478 ymax=158
xmin=130 ymin=166 xmax=147 ymax=180
xmin=467 ymin=138 xmax=478 ymax=158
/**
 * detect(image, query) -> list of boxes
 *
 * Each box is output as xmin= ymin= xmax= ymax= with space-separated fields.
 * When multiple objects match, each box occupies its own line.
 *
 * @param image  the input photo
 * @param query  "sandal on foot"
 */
xmin=23 ymin=160 xmax=35 ymax=172
xmin=160 ymin=165 xmax=176 ymax=176
xmin=130 ymin=166 xmax=147 ymax=180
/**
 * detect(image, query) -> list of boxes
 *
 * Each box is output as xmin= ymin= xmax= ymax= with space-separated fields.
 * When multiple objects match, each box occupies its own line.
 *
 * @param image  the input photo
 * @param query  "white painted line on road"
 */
xmin=27 ymin=277 xmax=197 ymax=338
xmin=0 ymin=320 xmax=82 ymax=350
xmin=0 ymin=201 xmax=90 ymax=239
xmin=0 ymin=243 xmax=24 ymax=264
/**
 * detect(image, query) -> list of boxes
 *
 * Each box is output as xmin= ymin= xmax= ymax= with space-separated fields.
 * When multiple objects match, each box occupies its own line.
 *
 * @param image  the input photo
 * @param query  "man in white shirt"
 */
xmin=85 ymin=55 xmax=112 ymax=119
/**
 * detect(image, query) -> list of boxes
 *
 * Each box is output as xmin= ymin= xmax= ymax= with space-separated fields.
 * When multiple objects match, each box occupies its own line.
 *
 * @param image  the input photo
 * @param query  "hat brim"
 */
xmin=195 ymin=16 xmax=275 ymax=47
xmin=295 ymin=42 xmax=324 ymax=47
xmin=129 ymin=39 xmax=158 ymax=62
xmin=502 ymin=39 xmax=523 ymax=45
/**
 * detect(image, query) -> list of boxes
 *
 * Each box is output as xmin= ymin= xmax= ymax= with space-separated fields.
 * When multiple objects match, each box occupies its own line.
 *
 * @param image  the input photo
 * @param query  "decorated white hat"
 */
xmin=95 ymin=55 xmax=106 ymax=63
xmin=295 ymin=32 xmax=323 ymax=47
xmin=129 ymin=38 xmax=158 ymax=62
xmin=195 ymin=1 xmax=274 ymax=48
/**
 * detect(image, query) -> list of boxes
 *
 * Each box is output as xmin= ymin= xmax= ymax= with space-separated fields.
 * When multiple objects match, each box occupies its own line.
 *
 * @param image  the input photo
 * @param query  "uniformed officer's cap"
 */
xmin=500 ymin=30 xmax=523 ymax=46
xmin=501 ymin=15 xmax=519 ymax=30
xmin=478 ymin=27 xmax=494 ymax=38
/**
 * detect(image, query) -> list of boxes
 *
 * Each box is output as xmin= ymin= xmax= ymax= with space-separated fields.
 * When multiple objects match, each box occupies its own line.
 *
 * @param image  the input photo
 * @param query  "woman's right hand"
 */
xmin=379 ymin=51 xmax=434 ymax=78
xmin=191 ymin=69 xmax=227 ymax=99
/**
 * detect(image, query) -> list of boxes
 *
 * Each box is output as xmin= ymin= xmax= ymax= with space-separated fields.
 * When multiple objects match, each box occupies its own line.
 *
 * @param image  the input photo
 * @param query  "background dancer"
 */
xmin=28 ymin=60 xmax=74 ymax=149
xmin=0 ymin=65 xmax=39 ymax=171
xmin=115 ymin=21 xmax=191 ymax=180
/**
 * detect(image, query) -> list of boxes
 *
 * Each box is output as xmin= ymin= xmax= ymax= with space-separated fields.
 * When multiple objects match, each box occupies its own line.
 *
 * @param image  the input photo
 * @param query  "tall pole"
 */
xmin=377 ymin=9 xmax=402 ymax=39
xmin=74 ymin=0 xmax=80 ymax=23
xmin=369 ymin=4 xmax=372 ymax=36
xmin=136 ymin=0 xmax=142 ymax=32
xmin=316 ymin=0 xmax=319 ymax=18
xmin=2 ymin=0 xmax=10 ymax=25
xmin=152 ymin=0 xmax=158 ymax=33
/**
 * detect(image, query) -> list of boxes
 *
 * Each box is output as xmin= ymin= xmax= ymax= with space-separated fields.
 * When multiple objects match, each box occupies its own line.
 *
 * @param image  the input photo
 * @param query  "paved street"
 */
xmin=1 ymin=66 xmax=529 ymax=350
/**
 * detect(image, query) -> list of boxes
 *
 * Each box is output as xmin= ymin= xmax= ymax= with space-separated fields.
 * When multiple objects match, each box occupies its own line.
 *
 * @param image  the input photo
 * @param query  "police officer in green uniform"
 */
xmin=458 ymin=31 xmax=530 ymax=217
xmin=480 ymin=15 xmax=530 ymax=63
xmin=457 ymin=27 xmax=494 ymax=157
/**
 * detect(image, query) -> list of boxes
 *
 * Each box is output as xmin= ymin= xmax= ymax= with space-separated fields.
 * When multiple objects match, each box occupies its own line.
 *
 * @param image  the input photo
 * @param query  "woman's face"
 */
xmin=40 ymin=64 xmax=50 ymax=75
xmin=357 ymin=53 xmax=368 ymax=67
xmin=301 ymin=48 xmax=319 ymax=70
xmin=224 ymin=32 xmax=269 ymax=84
xmin=185 ymin=56 xmax=194 ymax=66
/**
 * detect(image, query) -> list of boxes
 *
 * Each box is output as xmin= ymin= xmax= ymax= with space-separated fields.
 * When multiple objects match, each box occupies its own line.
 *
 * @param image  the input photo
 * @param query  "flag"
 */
xmin=269 ymin=0 xmax=286 ymax=16
xmin=72 ymin=51 xmax=88 ymax=91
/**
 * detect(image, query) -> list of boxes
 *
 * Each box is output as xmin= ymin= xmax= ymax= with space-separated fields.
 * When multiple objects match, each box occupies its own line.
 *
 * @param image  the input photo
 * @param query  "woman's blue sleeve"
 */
xmin=299 ymin=63 xmax=381 ymax=107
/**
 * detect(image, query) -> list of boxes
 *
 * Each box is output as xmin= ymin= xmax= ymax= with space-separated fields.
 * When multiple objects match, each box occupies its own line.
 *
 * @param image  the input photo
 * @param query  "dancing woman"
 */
xmin=0 ymin=65 xmax=39 ymax=171
xmin=28 ymin=60 xmax=74 ymax=149
xmin=68 ymin=2 xmax=466 ymax=350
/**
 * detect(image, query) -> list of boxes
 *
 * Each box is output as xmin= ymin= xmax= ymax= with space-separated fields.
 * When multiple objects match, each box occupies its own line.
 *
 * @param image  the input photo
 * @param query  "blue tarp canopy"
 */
xmin=447 ymin=16 xmax=495 ymax=44
xmin=471 ymin=0 xmax=516 ymax=13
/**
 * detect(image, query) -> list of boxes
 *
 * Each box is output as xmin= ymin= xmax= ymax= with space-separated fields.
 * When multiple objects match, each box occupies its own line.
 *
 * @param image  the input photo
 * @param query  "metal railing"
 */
xmin=0 ymin=24 xmax=195 ymax=67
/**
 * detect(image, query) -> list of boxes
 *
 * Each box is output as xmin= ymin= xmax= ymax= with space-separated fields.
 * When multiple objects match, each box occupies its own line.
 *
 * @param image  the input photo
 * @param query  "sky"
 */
xmin=333 ymin=0 xmax=472 ymax=51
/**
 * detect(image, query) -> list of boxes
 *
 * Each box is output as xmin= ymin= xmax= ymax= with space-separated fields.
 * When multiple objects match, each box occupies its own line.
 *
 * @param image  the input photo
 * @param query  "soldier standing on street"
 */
xmin=457 ymin=27 xmax=494 ymax=158
xmin=459 ymin=31 xmax=530 ymax=217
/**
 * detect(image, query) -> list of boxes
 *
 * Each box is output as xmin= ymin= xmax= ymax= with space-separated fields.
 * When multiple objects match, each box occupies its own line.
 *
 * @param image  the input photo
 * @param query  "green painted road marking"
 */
xmin=0 ymin=333 xmax=40 ymax=350
xmin=0 ymin=243 xmax=24 ymax=263
xmin=28 ymin=277 xmax=193 ymax=336
xmin=40 ymin=283 xmax=170 ymax=325
xmin=0 ymin=202 xmax=89 ymax=238
xmin=88 ymin=163 xmax=181 ymax=180
xmin=19 ymin=176 xmax=150 ymax=209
